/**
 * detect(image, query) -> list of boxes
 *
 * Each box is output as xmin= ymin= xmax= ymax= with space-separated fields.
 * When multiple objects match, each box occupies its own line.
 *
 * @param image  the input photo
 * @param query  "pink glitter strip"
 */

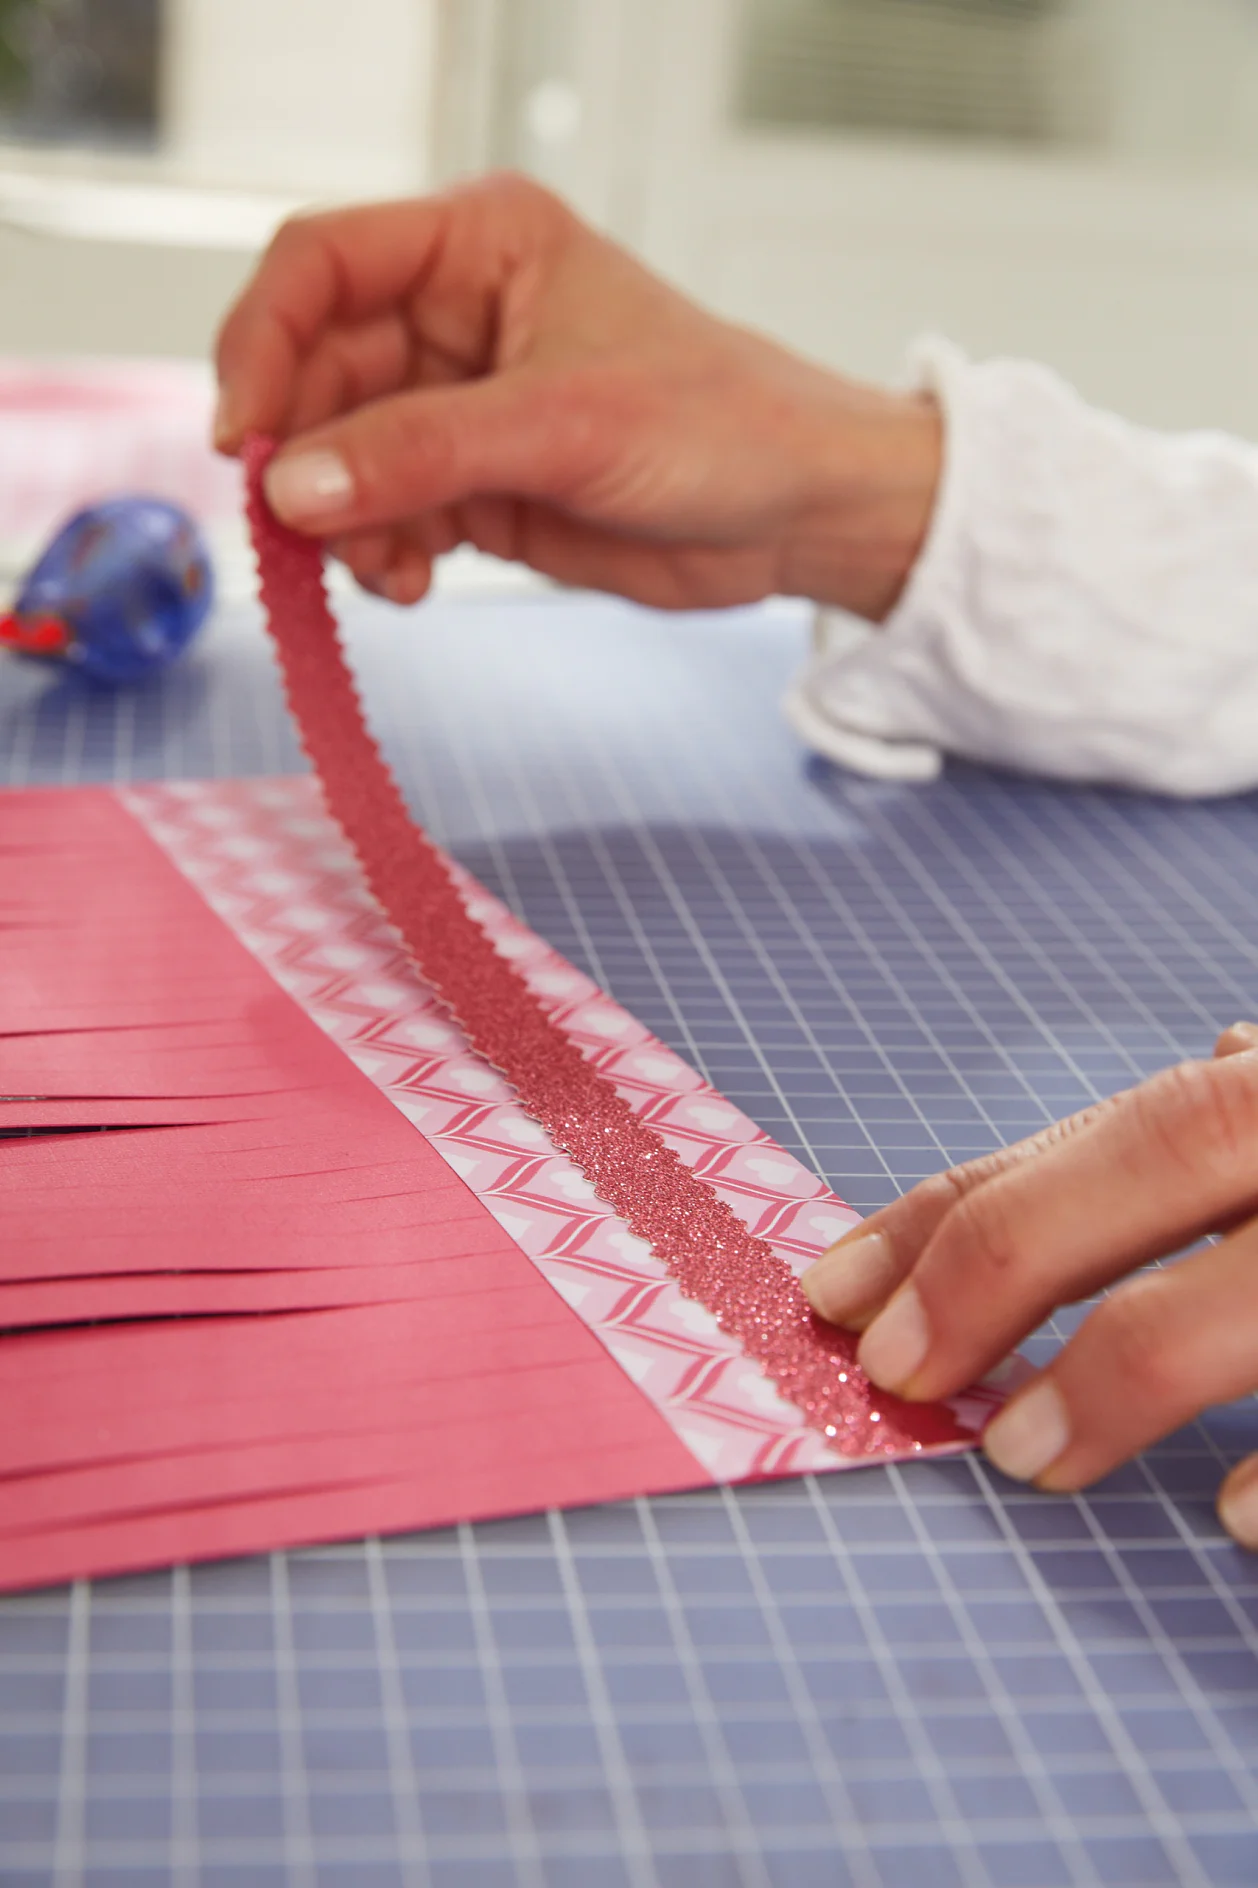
xmin=243 ymin=437 xmax=966 ymax=1460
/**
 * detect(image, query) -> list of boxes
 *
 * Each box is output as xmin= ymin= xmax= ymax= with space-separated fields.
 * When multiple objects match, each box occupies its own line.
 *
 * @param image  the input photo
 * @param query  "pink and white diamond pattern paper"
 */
xmin=125 ymin=777 xmax=1000 ymax=1482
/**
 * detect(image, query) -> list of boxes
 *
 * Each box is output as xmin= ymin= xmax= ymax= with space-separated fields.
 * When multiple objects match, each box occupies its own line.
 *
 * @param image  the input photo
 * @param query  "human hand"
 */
xmin=801 ymin=1023 xmax=1258 ymax=1545
xmin=214 ymin=173 xmax=939 ymax=618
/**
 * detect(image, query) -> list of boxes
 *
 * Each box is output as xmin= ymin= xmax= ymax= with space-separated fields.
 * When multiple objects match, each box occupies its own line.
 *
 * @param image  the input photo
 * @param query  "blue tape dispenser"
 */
xmin=0 ymin=497 xmax=214 ymax=685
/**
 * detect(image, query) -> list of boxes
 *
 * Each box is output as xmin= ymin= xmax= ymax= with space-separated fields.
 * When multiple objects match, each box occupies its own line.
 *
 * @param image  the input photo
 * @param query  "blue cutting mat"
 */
xmin=3 ymin=591 xmax=1258 ymax=1888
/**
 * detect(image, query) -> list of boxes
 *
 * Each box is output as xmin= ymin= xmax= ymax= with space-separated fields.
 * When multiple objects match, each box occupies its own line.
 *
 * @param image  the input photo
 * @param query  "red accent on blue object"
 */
xmin=0 ymin=613 xmax=73 ymax=656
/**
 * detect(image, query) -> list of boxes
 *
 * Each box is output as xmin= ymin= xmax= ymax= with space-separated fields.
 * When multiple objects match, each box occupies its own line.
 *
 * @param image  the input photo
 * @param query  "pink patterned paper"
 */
xmin=125 ymin=777 xmax=1004 ymax=1483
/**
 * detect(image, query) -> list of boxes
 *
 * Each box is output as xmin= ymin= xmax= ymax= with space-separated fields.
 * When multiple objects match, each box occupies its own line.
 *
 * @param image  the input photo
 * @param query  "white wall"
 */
xmin=693 ymin=141 xmax=1258 ymax=436
xmin=502 ymin=0 xmax=1258 ymax=438
xmin=1098 ymin=0 xmax=1258 ymax=171
xmin=0 ymin=222 xmax=253 ymax=358
xmin=0 ymin=0 xmax=441 ymax=359
xmin=6 ymin=0 xmax=1258 ymax=428
xmin=163 ymin=0 xmax=437 ymax=196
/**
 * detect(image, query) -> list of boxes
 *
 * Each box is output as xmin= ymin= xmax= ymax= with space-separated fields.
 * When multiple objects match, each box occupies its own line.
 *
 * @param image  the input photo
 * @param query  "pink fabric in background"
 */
xmin=0 ymin=359 xmax=239 ymax=546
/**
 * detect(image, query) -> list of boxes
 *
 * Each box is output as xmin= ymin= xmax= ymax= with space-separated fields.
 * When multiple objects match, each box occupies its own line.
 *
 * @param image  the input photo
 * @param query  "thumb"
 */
xmin=263 ymin=370 xmax=579 ymax=536
xmin=1215 ymin=1022 xmax=1258 ymax=1060
xmin=1218 ymin=1450 xmax=1258 ymax=1551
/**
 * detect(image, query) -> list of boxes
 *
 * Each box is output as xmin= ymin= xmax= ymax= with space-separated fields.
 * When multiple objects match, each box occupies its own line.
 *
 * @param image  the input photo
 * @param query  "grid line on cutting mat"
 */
xmin=3 ymin=593 xmax=1258 ymax=1888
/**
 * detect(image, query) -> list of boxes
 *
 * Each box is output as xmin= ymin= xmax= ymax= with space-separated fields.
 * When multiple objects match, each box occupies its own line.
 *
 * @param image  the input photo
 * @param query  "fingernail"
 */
xmin=802 ymin=1231 xmax=895 ymax=1326
xmin=384 ymin=572 xmax=417 ymax=607
xmin=212 ymin=390 xmax=238 ymax=451
xmin=983 ymin=1378 xmax=1071 ymax=1484
xmin=857 ymin=1286 xmax=929 ymax=1391
xmin=1218 ymin=1021 xmax=1258 ymax=1056
xmin=265 ymin=450 xmax=354 ymax=524
xmin=1218 ymin=1460 xmax=1258 ymax=1550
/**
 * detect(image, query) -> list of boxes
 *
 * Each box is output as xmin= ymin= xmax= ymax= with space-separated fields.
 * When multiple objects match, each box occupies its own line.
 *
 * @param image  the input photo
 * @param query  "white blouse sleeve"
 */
xmin=782 ymin=337 xmax=1258 ymax=797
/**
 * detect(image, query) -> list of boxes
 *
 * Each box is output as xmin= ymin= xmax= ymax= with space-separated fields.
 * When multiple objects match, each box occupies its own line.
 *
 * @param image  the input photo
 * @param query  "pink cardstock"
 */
xmin=0 ymin=778 xmax=1002 ymax=1594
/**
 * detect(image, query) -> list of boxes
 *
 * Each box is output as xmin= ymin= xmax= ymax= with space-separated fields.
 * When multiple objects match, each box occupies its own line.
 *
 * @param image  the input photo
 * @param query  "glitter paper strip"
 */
xmin=243 ymin=436 xmax=965 ymax=1460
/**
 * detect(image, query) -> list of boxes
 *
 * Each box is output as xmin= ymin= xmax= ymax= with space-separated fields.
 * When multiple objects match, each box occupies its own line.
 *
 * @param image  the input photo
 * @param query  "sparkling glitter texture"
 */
xmin=243 ymin=436 xmax=965 ymax=1459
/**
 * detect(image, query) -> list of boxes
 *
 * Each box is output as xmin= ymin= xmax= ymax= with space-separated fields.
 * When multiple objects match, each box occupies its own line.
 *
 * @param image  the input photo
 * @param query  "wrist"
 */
xmin=778 ymin=382 xmax=943 ymax=622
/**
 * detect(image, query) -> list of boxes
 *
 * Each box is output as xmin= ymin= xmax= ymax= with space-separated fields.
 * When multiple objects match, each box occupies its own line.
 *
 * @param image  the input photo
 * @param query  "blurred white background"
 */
xmin=1 ymin=0 xmax=1257 ymax=431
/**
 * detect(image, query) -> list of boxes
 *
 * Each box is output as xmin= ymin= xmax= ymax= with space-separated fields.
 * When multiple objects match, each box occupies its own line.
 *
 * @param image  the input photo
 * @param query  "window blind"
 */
xmin=736 ymin=0 xmax=1092 ymax=146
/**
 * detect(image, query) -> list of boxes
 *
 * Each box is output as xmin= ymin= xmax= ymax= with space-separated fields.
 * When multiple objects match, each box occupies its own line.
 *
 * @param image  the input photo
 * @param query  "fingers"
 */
xmin=801 ymin=1029 xmax=1258 ymax=1528
xmin=328 ymin=530 xmax=394 ymax=591
xmin=259 ymin=371 xmax=589 ymax=538
xmin=215 ymin=177 xmax=567 ymax=452
xmin=283 ymin=316 xmax=415 ymax=440
xmin=801 ymin=1098 xmax=1118 ymax=1329
xmin=372 ymin=546 xmax=432 ymax=607
xmin=805 ymin=1051 xmax=1258 ymax=1405
xmin=215 ymin=197 xmax=454 ymax=448
xmin=981 ymin=1215 xmax=1258 ymax=1493
xmin=1219 ymin=1452 xmax=1258 ymax=1550
xmin=1215 ymin=1020 xmax=1258 ymax=1059
xmin=329 ymin=525 xmax=436 ymax=607
xmin=861 ymin=1064 xmax=1258 ymax=1404
xmin=806 ymin=1027 xmax=1258 ymax=1336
